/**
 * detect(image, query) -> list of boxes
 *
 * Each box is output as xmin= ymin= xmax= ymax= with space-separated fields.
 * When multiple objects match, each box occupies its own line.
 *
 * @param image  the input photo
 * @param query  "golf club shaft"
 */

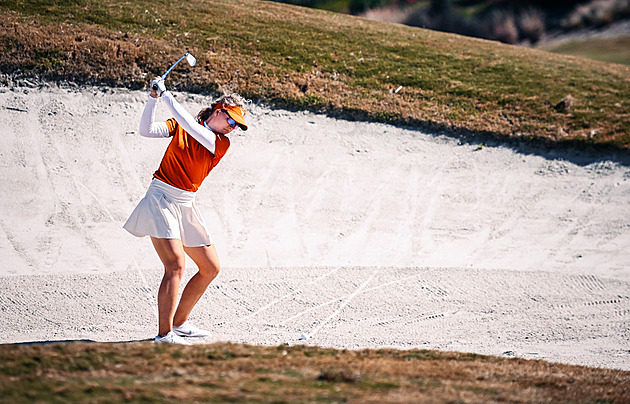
xmin=161 ymin=54 xmax=188 ymax=79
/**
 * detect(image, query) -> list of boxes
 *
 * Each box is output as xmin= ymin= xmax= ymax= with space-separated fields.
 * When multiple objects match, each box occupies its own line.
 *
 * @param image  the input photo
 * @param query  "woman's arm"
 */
xmin=161 ymin=91 xmax=217 ymax=154
xmin=138 ymin=95 xmax=170 ymax=138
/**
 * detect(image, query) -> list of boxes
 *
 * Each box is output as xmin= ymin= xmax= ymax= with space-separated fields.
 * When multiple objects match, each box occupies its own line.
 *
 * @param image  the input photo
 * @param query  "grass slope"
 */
xmin=542 ymin=35 xmax=630 ymax=67
xmin=0 ymin=0 xmax=629 ymax=149
xmin=1 ymin=342 xmax=629 ymax=403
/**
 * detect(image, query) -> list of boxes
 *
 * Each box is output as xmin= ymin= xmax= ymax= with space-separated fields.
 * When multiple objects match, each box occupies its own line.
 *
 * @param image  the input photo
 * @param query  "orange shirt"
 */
xmin=153 ymin=118 xmax=230 ymax=192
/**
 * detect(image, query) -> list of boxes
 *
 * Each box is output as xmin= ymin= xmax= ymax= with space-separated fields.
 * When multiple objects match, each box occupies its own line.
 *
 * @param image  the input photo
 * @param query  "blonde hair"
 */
xmin=196 ymin=93 xmax=248 ymax=123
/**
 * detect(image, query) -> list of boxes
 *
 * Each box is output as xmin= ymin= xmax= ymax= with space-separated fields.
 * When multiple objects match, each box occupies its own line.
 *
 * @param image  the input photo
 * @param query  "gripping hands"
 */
xmin=151 ymin=77 xmax=166 ymax=97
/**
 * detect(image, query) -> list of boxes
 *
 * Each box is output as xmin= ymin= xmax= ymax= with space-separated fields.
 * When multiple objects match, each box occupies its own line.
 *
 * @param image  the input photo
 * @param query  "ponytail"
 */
xmin=196 ymin=107 xmax=214 ymax=124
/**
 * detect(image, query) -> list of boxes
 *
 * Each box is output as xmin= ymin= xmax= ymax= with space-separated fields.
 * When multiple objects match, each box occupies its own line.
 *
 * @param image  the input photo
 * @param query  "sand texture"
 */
xmin=0 ymin=84 xmax=628 ymax=370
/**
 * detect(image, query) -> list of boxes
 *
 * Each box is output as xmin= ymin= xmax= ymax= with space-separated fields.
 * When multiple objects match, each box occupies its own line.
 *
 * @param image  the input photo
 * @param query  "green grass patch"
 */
xmin=542 ymin=36 xmax=630 ymax=67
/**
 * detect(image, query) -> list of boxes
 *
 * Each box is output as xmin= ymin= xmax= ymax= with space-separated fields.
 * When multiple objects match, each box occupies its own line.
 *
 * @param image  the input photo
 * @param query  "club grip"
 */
xmin=151 ymin=79 xmax=166 ymax=95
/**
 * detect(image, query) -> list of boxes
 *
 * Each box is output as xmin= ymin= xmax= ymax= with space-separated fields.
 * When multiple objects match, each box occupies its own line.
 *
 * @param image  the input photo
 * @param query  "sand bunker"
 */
xmin=0 ymin=84 xmax=628 ymax=370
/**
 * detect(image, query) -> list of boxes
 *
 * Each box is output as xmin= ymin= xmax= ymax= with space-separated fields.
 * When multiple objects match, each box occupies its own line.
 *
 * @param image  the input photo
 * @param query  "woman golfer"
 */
xmin=124 ymin=77 xmax=248 ymax=345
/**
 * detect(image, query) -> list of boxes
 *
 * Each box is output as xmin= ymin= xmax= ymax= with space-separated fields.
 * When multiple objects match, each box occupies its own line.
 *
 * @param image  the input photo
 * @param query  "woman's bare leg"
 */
xmin=151 ymin=237 xmax=187 ymax=337
xmin=173 ymin=244 xmax=221 ymax=327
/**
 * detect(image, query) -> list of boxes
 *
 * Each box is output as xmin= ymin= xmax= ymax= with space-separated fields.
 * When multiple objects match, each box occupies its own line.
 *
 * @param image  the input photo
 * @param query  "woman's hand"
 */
xmin=150 ymin=76 xmax=166 ymax=98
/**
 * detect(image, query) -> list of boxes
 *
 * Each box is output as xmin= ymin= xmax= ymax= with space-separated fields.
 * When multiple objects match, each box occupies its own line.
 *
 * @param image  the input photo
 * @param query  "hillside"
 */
xmin=0 ymin=0 xmax=629 ymax=149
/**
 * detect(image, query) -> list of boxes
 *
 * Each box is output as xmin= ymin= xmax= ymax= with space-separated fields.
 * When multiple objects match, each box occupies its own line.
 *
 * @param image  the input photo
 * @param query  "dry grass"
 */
xmin=1 ymin=341 xmax=629 ymax=403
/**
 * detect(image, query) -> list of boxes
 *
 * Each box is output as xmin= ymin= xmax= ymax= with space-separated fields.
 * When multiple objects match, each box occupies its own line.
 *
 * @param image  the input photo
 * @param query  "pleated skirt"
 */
xmin=123 ymin=179 xmax=212 ymax=247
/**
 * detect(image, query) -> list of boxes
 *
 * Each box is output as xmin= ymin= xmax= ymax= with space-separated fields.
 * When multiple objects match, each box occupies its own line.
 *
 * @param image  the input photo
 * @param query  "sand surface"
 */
xmin=1 ymin=83 xmax=629 ymax=370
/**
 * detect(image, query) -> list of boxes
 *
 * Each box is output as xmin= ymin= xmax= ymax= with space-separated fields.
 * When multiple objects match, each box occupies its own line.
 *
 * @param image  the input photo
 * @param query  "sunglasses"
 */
xmin=221 ymin=110 xmax=238 ymax=128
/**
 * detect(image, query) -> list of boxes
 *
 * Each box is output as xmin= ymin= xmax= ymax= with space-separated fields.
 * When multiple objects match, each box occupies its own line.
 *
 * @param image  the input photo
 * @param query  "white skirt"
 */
xmin=123 ymin=179 xmax=213 ymax=247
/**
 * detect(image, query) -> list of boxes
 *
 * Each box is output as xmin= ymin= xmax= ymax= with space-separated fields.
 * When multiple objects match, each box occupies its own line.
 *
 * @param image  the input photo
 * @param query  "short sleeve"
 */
xmin=165 ymin=118 xmax=178 ymax=137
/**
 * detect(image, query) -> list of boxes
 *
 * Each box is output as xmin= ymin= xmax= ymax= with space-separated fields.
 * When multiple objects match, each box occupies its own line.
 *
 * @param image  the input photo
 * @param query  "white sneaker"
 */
xmin=173 ymin=321 xmax=211 ymax=338
xmin=154 ymin=331 xmax=192 ymax=345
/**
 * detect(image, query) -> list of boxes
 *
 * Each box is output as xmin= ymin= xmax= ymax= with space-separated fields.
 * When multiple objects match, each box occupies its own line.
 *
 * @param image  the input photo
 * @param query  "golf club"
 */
xmin=152 ymin=52 xmax=197 ymax=94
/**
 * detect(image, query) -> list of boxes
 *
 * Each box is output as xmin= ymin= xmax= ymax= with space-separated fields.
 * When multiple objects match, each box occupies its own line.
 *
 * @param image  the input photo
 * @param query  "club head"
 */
xmin=161 ymin=53 xmax=197 ymax=80
xmin=185 ymin=53 xmax=196 ymax=67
